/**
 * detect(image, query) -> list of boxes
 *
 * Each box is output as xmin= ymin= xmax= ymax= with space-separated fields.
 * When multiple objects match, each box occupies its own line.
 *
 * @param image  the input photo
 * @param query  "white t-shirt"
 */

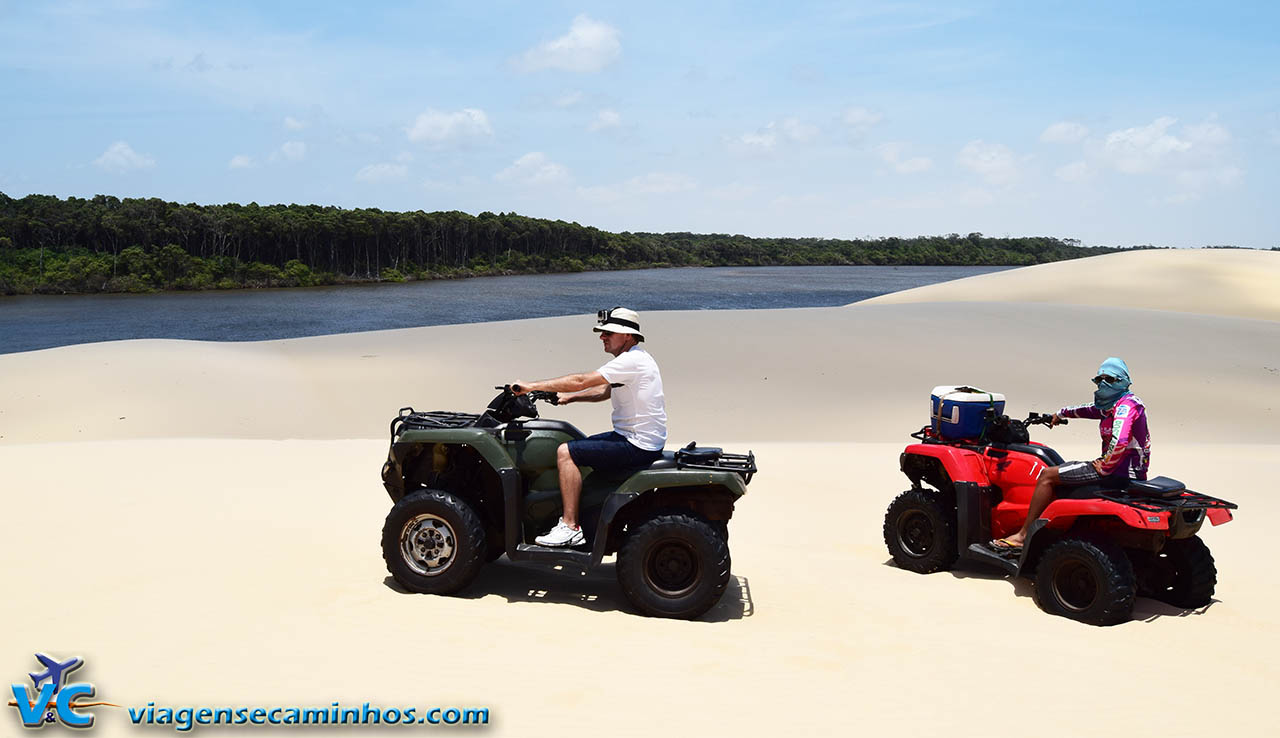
xmin=597 ymin=345 xmax=667 ymax=451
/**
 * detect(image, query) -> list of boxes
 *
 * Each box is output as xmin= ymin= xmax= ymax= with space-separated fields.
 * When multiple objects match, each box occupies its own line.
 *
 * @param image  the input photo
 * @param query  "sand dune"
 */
xmin=2 ymin=301 xmax=1276 ymax=446
xmin=2 ymin=249 xmax=1276 ymax=736
xmin=865 ymin=248 xmax=1280 ymax=322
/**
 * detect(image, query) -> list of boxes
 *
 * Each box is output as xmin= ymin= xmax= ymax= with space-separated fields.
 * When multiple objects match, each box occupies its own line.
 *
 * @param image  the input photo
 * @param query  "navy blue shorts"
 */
xmin=567 ymin=431 xmax=663 ymax=471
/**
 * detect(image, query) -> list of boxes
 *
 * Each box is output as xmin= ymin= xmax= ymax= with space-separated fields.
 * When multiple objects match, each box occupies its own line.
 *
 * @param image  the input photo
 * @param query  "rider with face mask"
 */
xmin=992 ymin=357 xmax=1150 ymax=550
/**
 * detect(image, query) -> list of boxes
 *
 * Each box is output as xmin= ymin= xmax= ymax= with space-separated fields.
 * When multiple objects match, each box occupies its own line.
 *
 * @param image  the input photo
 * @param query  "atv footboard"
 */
xmin=952 ymin=481 xmax=1025 ymax=575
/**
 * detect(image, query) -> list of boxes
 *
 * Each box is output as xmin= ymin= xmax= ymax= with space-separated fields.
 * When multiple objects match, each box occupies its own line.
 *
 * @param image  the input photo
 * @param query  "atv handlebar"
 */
xmin=498 ymin=385 xmax=560 ymax=405
xmin=1025 ymin=412 xmax=1067 ymax=427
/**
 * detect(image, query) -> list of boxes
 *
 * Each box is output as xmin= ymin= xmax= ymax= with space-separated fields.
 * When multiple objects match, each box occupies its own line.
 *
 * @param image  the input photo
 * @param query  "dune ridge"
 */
xmin=863 ymin=248 xmax=1280 ymax=322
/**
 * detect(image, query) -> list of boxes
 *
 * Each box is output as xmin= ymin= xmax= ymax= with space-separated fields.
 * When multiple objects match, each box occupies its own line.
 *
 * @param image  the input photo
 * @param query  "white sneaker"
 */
xmin=536 ymin=518 xmax=585 ymax=547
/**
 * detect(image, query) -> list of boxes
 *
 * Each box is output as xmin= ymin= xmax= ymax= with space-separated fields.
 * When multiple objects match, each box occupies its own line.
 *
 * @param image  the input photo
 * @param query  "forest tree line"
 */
xmin=0 ymin=192 xmax=1135 ymax=295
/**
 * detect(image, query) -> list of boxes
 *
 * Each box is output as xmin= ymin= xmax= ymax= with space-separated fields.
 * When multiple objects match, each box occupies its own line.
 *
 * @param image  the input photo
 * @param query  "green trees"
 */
xmin=0 ymin=191 xmax=1134 ymax=295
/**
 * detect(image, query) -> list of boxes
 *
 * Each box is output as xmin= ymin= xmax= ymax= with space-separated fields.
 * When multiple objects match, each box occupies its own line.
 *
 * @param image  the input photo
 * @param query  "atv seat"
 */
xmin=646 ymin=451 xmax=678 ymax=470
xmin=1126 ymin=476 xmax=1185 ymax=498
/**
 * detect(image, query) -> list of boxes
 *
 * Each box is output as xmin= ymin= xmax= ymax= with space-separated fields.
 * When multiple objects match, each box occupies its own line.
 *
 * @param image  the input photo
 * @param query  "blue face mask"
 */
xmin=1093 ymin=381 xmax=1128 ymax=411
xmin=1092 ymin=357 xmax=1132 ymax=411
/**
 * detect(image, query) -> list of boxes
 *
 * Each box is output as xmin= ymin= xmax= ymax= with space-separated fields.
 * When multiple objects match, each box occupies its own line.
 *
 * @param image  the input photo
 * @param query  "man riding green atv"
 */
xmin=379 ymin=309 xmax=756 ymax=619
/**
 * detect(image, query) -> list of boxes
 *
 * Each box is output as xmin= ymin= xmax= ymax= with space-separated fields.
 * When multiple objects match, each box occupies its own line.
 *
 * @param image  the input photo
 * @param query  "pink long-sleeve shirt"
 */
xmin=1059 ymin=393 xmax=1150 ymax=480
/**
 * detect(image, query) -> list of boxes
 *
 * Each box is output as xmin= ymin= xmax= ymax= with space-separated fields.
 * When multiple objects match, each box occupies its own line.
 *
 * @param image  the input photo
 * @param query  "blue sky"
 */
xmin=1 ymin=0 xmax=1276 ymax=247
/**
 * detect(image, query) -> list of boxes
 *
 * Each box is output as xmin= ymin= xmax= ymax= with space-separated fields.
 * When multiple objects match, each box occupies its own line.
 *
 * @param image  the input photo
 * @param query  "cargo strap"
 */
xmin=933 ymin=386 xmax=998 ymax=441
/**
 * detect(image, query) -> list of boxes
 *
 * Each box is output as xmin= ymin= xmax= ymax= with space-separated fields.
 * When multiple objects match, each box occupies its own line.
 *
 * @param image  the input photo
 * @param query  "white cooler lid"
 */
xmin=931 ymin=385 xmax=1006 ymax=403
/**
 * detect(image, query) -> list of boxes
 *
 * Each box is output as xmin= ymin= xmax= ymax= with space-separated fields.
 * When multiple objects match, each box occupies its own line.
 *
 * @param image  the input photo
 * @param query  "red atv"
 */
xmin=884 ymin=411 xmax=1237 ymax=625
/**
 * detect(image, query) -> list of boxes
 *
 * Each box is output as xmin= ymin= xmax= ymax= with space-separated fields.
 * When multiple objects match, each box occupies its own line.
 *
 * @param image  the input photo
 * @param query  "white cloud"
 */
xmin=494 ymin=152 xmax=571 ymax=187
xmin=395 ymin=151 xmax=413 ymax=163
xmin=228 ymin=154 xmax=254 ymax=169
xmin=1040 ymin=121 xmax=1088 ymax=144
xmin=1100 ymin=116 xmax=1190 ymax=174
xmin=1089 ymin=116 xmax=1239 ymax=199
xmin=780 ymin=117 xmax=819 ymax=143
xmin=283 ymin=115 xmax=306 ymax=131
xmin=877 ymin=142 xmax=932 ymax=173
xmin=554 ymin=90 xmax=584 ymax=107
xmin=732 ymin=117 xmax=818 ymax=152
xmin=518 ymin=15 xmax=621 ymax=73
xmin=93 ymin=141 xmax=155 ymax=172
xmin=355 ymin=162 xmax=408 ymax=183
xmin=406 ymin=108 xmax=492 ymax=144
xmin=736 ymin=124 xmax=777 ymax=151
xmin=1055 ymin=160 xmax=1091 ymax=182
xmin=589 ymin=109 xmax=621 ymax=132
xmin=957 ymin=140 xmax=1018 ymax=185
xmin=578 ymin=172 xmax=696 ymax=203
xmin=842 ymin=106 xmax=882 ymax=136
xmin=279 ymin=140 xmax=306 ymax=161
xmin=1183 ymin=119 xmax=1230 ymax=146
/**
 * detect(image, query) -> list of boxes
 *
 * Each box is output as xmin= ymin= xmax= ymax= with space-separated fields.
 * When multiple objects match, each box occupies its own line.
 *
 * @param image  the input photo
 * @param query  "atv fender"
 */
xmin=592 ymin=469 xmax=747 ymax=563
xmin=903 ymin=444 xmax=989 ymax=485
xmin=614 ymin=468 xmax=748 ymax=499
xmin=396 ymin=428 xmax=515 ymax=472
xmin=1039 ymin=499 xmax=1171 ymax=532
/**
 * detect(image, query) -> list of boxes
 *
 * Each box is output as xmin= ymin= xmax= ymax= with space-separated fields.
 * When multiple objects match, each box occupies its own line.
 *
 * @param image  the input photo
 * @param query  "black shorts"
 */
xmin=1056 ymin=461 xmax=1129 ymax=498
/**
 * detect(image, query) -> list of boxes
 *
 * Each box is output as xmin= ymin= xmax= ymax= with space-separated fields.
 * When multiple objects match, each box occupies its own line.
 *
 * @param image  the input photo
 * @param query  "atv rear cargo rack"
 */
xmin=391 ymin=407 xmax=481 ymax=436
xmin=674 ymin=444 xmax=757 ymax=484
xmin=1096 ymin=489 xmax=1238 ymax=514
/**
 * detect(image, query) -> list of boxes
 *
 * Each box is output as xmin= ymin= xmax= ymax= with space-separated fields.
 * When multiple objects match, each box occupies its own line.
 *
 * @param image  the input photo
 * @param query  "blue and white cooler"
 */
xmin=930 ymin=386 xmax=1005 ymax=440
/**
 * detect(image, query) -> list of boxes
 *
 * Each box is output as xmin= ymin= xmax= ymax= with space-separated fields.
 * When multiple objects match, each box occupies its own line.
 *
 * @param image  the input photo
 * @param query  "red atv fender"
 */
xmin=903 ymin=443 xmax=988 ymax=484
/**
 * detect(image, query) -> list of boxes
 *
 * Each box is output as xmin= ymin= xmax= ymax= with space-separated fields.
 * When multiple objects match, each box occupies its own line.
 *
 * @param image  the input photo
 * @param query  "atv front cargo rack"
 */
xmin=391 ymin=407 xmax=481 ymax=437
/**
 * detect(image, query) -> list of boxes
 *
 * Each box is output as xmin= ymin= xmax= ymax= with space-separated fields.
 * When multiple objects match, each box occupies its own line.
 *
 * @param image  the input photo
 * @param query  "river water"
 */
xmin=0 ymin=265 xmax=1006 ymax=354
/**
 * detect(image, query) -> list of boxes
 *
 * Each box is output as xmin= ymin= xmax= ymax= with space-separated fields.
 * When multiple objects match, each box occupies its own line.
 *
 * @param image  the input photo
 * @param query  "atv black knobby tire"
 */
xmin=883 ymin=489 xmax=958 ymax=574
xmin=1154 ymin=536 xmax=1217 ymax=608
xmin=617 ymin=514 xmax=730 ymax=620
xmin=1034 ymin=538 xmax=1135 ymax=626
xmin=382 ymin=489 xmax=487 ymax=595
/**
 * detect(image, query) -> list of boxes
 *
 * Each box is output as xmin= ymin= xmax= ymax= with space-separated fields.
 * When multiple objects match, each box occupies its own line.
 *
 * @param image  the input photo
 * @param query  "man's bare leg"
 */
xmin=1002 ymin=466 xmax=1061 ymax=547
xmin=556 ymin=443 xmax=583 ymax=528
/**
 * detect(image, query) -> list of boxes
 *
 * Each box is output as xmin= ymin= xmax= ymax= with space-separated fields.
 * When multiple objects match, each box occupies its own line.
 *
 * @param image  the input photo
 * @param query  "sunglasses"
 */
xmin=1092 ymin=374 xmax=1121 ymax=385
xmin=597 ymin=306 xmax=623 ymax=324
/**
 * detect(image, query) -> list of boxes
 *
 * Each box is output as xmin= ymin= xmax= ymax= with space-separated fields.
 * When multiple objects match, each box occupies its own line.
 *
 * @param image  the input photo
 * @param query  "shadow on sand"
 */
xmin=884 ymin=558 xmax=1215 ymax=622
xmin=385 ymin=559 xmax=753 ymax=623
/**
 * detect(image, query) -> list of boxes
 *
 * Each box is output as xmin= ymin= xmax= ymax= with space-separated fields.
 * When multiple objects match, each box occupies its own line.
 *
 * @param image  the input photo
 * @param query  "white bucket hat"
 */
xmin=594 ymin=306 xmax=644 ymax=342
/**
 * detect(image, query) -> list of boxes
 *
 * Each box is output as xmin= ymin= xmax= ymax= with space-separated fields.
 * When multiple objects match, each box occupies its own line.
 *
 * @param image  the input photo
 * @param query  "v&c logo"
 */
xmin=8 ymin=653 xmax=117 ymax=729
